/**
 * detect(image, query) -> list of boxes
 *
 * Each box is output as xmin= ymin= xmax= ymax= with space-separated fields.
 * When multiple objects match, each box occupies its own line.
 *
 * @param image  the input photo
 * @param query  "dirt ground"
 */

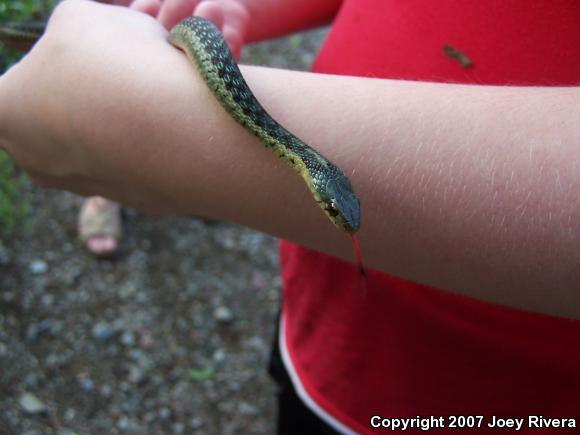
xmin=0 ymin=27 xmax=327 ymax=435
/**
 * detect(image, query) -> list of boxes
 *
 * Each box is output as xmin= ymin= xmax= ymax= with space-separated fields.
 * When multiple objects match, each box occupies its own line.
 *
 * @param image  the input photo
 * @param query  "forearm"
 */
xmin=239 ymin=0 xmax=342 ymax=42
xmin=146 ymin=63 xmax=580 ymax=318
xmin=1 ymin=1 xmax=577 ymax=318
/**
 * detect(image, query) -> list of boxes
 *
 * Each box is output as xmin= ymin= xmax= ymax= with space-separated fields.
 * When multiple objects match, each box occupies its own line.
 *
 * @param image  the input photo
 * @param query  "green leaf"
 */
xmin=187 ymin=367 xmax=214 ymax=382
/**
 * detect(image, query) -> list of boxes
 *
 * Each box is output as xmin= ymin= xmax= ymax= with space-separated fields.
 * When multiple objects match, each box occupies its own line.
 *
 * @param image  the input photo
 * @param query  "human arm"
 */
xmin=0 ymin=1 xmax=578 ymax=317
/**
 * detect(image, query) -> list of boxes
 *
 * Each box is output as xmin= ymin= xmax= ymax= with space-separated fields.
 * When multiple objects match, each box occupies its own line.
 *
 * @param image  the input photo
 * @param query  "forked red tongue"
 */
xmin=351 ymin=234 xmax=368 ymax=292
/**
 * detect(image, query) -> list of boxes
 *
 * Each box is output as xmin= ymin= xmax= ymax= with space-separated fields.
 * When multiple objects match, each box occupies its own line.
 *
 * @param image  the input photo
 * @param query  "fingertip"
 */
xmin=223 ymin=26 xmax=243 ymax=60
xmin=130 ymin=0 xmax=162 ymax=16
xmin=194 ymin=1 xmax=224 ymax=30
xmin=158 ymin=0 xmax=197 ymax=30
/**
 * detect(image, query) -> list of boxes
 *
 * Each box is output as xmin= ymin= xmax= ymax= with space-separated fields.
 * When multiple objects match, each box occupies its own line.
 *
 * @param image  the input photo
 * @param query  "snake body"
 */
xmin=168 ymin=17 xmax=360 ymax=233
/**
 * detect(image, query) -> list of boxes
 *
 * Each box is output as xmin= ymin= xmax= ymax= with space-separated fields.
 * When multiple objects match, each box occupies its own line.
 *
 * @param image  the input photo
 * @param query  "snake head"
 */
xmin=323 ymin=176 xmax=361 ymax=233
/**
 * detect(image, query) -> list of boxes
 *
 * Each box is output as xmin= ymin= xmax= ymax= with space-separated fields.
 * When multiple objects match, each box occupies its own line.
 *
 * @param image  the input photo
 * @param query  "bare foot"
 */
xmin=78 ymin=196 xmax=122 ymax=257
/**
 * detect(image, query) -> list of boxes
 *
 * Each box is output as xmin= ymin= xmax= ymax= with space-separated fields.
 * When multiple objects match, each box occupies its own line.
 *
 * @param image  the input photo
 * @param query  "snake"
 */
xmin=1 ymin=17 xmax=361 ymax=235
xmin=168 ymin=17 xmax=360 ymax=234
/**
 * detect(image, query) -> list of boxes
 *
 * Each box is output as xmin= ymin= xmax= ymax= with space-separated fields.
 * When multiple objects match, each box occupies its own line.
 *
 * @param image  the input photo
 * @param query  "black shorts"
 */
xmin=268 ymin=320 xmax=340 ymax=435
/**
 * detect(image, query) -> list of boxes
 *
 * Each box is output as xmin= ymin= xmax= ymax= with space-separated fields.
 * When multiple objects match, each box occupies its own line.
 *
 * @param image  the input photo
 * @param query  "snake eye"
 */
xmin=326 ymin=202 xmax=339 ymax=217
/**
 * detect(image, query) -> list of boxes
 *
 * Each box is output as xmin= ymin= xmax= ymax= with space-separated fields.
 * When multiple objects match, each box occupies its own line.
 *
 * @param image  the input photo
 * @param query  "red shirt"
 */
xmin=279 ymin=0 xmax=580 ymax=433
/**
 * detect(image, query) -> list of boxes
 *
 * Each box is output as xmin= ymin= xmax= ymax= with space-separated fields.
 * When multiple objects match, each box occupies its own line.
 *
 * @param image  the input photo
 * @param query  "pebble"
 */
xmin=78 ymin=376 xmax=94 ymax=392
xmin=99 ymin=384 xmax=113 ymax=398
xmin=1 ymin=291 xmax=14 ymax=303
xmin=118 ymin=282 xmax=137 ymax=300
xmin=128 ymin=366 xmax=145 ymax=385
xmin=238 ymin=401 xmax=258 ymax=416
xmin=41 ymin=294 xmax=55 ymax=307
xmin=92 ymin=322 xmax=114 ymax=343
xmin=23 ymin=372 xmax=43 ymax=389
xmin=251 ymin=271 xmax=268 ymax=290
xmin=29 ymin=259 xmax=48 ymax=275
xmin=26 ymin=318 xmax=63 ymax=341
xmin=173 ymin=422 xmax=185 ymax=434
xmin=190 ymin=417 xmax=203 ymax=429
xmin=213 ymin=348 xmax=226 ymax=363
xmin=120 ymin=331 xmax=135 ymax=347
xmin=139 ymin=331 xmax=154 ymax=349
xmin=18 ymin=392 xmax=47 ymax=414
xmin=117 ymin=416 xmax=131 ymax=431
xmin=213 ymin=306 xmax=234 ymax=323
xmin=64 ymin=408 xmax=76 ymax=422
xmin=247 ymin=335 xmax=268 ymax=354
xmin=45 ymin=353 xmax=68 ymax=368
xmin=158 ymin=407 xmax=171 ymax=420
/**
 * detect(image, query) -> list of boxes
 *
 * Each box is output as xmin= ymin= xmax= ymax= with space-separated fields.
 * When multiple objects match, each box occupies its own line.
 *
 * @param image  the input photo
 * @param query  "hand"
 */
xmin=130 ymin=0 xmax=250 ymax=59
xmin=0 ymin=0 xmax=200 ymax=213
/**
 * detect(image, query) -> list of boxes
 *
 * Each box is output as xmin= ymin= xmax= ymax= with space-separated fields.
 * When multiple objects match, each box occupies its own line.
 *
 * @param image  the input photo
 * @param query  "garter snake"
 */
xmin=1 ymin=17 xmax=361 ymax=234
xmin=169 ymin=17 xmax=361 ymax=234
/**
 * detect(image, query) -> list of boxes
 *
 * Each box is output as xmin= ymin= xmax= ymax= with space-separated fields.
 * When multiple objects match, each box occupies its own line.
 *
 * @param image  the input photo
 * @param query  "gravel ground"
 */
xmin=0 ymin=27 xmax=327 ymax=435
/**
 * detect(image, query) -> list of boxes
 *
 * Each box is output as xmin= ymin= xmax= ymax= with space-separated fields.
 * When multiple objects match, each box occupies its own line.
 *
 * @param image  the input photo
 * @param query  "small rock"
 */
xmin=18 ymin=392 xmax=47 ymax=414
xmin=99 ymin=384 xmax=113 ymax=398
xmin=23 ymin=372 xmax=43 ymax=389
xmin=62 ymin=265 xmax=82 ymax=286
xmin=128 ymin=366 xmax=145 ymax=384
xmin=139 ymin=331 xmax=154 ymax=349
xmin=213 ymin=348 xmax=226 ymax=363
xmin=173 ymin=422 xmax=185 ymax=434
xmin=27 ymin=319 xmax=63 ymax=341
xmin=117 ymin=416 xmax=131 ymax=430
xmin=190 ymin=417 xmax=203 ymax=429
xmin=64 ymin=408 xmax=76 ymax=422
xmin=159 ymin=407 xmax=171 ymax=420
xmin=1 ymin=291 xmax=14 ymax=302
xmin=118 ymin=282 xmax=137 ymax=300
xmin=78 ymin=376 xmax=94 ymax=392
xmin=29 ymin=259 xmax=48 ymax=275
xmin=120 ymin=330 xmax=135 ymax=347
xmin=136 ymin=291 xmax=148 ymax=303
xmin=238 ymin=401 xmax=258 ymax=416
xmin=41 ymin=294 xmax=55 ymax=307
xmin=251 ymin=271 xmax=268 ymax=290
xmin=213 ymin=306 xmax=234 ymax=323
xmin=92 ymin=322 xmax=114 ymax=343
xmin=247 ymin=335 xmax=268 ymax=354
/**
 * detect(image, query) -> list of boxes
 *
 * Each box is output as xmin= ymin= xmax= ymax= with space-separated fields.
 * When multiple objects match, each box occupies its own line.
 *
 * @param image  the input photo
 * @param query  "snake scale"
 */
xmin=168 ymin=17 xmax=361 ymax=234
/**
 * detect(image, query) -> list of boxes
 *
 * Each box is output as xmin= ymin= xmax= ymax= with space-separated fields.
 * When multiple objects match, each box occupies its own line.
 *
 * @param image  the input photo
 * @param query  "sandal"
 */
xmin=77 ymin=196 xmax=122 ymax=257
